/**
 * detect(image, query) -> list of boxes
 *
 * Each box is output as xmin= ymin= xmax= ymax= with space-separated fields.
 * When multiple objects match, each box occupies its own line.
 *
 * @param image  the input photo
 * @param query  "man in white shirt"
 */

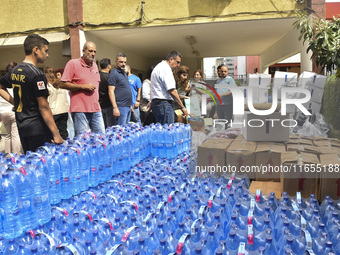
xmin=150 ymin=51 xmax=188 ymax=124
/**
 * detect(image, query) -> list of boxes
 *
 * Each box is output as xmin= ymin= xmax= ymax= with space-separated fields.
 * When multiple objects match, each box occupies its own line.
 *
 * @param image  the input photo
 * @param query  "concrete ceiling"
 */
xmin=86 ymin=17 xmax=297 ymax=59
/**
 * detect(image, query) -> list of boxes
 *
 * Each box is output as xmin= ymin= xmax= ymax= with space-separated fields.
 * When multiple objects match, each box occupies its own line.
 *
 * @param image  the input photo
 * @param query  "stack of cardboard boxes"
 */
xmin=197 ymin=134 xmax=340 ymax=200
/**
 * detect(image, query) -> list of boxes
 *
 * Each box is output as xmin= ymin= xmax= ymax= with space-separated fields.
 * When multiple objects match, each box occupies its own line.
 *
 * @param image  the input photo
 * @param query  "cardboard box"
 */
xmin=306 ymin=85 xmax=324 ymax=104
xmin=273 ymin=71 xmax=298 ymax=87
xmin=247 ymin=73 xmax=272 ymax=88
xmin=227 ymin=139 xmax=257 ymax=179
xmin=286 ymin=136 xmax=314 ymax=146
xmin=197 ymin=138 xmax=233 ymax=176
xmin=249 ymin=181 xmax=282 ymax=199
xmin=320 ymin=154 xmax=340 ymax=200
xmin=286 ymin=144 xmax=320 ymax=157
xmin=242 ymin=112 xmax=289 ymax=142
xmin=281 ymin=151 xmax=320 ymax=198
xmin=255 ymin=142 xmax=286 ymax=181
xmin=190 ymin=119 xmax=205 ymax=132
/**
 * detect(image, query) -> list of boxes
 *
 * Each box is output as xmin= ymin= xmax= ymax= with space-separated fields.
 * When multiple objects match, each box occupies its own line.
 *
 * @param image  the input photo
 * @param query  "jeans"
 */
xmin=71 ymin=111 xmax=105 ymax=136
xmin=102 ymin=107 xmax=115 ymax=128
xmin=216 ymin=104 xmax=233 ymax=124
xmin=151 ymin=100 xmax=175 ymax=125
xmin=130 ymin=107 xmax=141 ymax=123
xmin=115 ymin=107 xmax=131 ymax=126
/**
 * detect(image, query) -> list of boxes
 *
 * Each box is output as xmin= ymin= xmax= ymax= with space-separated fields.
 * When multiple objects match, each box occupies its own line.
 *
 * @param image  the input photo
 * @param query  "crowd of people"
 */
xmin=0 ymin=34 xmax=236 ymax=155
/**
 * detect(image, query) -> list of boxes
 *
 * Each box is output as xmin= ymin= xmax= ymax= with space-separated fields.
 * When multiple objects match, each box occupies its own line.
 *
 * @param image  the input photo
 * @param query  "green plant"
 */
xmin=293 ymin=11 xmax=340 ymax=76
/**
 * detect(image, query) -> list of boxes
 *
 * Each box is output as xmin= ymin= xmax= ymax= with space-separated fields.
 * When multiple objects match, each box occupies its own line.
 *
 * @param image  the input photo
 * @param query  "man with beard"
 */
xmin=107 ymin=52 xmax=132 ymax=126
xmin=61 ymin=41 xmax=105 ymax=136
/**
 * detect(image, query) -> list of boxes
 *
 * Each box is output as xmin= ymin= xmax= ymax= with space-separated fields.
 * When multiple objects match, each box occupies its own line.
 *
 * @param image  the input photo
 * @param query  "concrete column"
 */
xmin=67 ymin=0 xmax=83 ymax=59
xmin=310 ymin=0 xmax=326 ymax=74
xmin=300 ymin=42 xmax=313 ymax=72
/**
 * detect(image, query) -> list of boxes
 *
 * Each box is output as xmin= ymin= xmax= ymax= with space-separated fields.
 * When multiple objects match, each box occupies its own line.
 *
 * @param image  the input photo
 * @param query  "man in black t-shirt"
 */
xmin=98 ymin=58 xmax=113 ymax=128
xmin=0 ymin=34 xmax=63 ymax=153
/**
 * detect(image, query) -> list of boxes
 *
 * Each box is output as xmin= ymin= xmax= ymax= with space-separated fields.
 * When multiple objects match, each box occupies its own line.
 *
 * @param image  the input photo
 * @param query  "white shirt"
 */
xmin=142 ymin=79 xmax=151 ymax=101
xmin=0 ymin=88 xmax=13 ymax=113
xmin=150 ymin=60 xmax=176 ymax=100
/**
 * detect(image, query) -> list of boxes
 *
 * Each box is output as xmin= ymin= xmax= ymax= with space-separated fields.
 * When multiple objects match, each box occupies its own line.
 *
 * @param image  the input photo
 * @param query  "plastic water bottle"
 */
xmin=7 ymin=164 xmax=38 ymax=232
xmin=0 ymin=173 xmax=22 ymax=239
xmin=59 ymin=152 xmax=73 ymax=199
xmin=69 ymin=147 xmax=82 ymax=196
xmin=88 ymin=145 xmax=100 ymax=187
xmin=4 ymin=239 xmax=18 ymax=254
xmin=27 ymin=161 xmax=51 ymax=225
xmin=79 ymin=144 xmax=90 ymax=192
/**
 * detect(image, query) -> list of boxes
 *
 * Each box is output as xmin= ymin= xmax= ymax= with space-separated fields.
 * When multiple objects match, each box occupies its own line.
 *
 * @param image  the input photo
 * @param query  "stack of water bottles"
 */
xmin=0 ymin=121 xmax=339 ymax=254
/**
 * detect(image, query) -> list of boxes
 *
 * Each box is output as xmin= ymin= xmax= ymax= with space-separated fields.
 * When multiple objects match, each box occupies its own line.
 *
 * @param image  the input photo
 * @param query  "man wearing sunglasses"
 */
xmin=149 ymin=51 xmax=188 ymax=124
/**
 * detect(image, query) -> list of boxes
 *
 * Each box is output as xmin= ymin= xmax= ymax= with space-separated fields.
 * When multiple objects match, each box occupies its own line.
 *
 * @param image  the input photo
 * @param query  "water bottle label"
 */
xmin=29 ymin=230 xmax=35 ymax=238
xmin=122 ymin=226 xmax=138 ymax=242
xmin=34 ymin=193 xmax=48 ymax=203
xmin=121 ymin=201 xmax=138 ymax=211
xmin=144 ymin=185 xmax=157 ymax=194
xmin=292 ymin=201 xmax=300 ymax=216
xmin=106 ymin=194 xmax=118 ymax=204
xmin=191 ymin=219 xmax=200 ymax=235
xmin=147 ymin=171 xmax=157 ymax=180
xmin=19 ymin=167 xmax=27 ymax=176
xmin=36 ymin=232 xmax=56 ymax=248
xmin=303 ymin=230 xmax=312 ymax=249
xmin=53 ymin=206 xmax=69 ymax=217
xmin=108 ymin=180 xmax=124 ymax=187
xmin=237 ymin=242 xmax=246 ymax=254
xmin=227 ymin=179 xmax=233 ymax=190
xmin=126 ymin=183 xmax=141 ymax=191
xmin=107 ymin=244 xmax=123 ymax=254
xmin=199 ymin=205 xmax=207 ymax=219
xmin=247 ymin=225 xmax=254 ymax=245
xmin=231 ymin=172 xmax=236 ymax=181
xmin=217 ymin=186 xmax=224 ymax=197
xmin=157 ymin=202 xmax=166 ymax=214
xmin=247 ymin=210 xmax=253 ymax=225
xmin=250 ymin=198 xmax=255 ymax=211
xmin=70 ymin=147 xmax=81 ymax=155
xmin=301 ymin=216 xmax=307 ymax=230
xmin=208 ymin=195 xmax=215 ymax=208
xmin=137 ymin=163 xmax=140 ymax=167
xmin=82 ymin=191 xmax=97 ymax=200
xmin=40 ymin=156 xmax=46 ymax=163
xmin=80 ymin=210 xmax=93 ymax=221
xmin=100 ymin=218 xmax=114 ymax=231
xmin=176 ymin=233 xmax=190 ymax=254
xmin=168 ymin=191 xmax=178 ymax=202
xmin=296 ymin=192 xmax=302 ymax=204
xmin=10 ymin=154 xmax=15 ymax=163
xmin=255 ymin=189 xmax=261 ymax=202
xmin=143 ymin=213 xmax=154 ymax=227
xmin=56 ymin=243 xmax=78 ymax=254
xmin=183 ymin=157 xmax=187 ymax=162
xmin=91 ymin=167 xmax=96 ymax=172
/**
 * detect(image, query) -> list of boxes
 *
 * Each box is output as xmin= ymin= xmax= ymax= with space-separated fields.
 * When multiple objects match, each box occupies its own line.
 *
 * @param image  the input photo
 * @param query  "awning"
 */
xmin=0 ymin=32 xmax=69 ymax=47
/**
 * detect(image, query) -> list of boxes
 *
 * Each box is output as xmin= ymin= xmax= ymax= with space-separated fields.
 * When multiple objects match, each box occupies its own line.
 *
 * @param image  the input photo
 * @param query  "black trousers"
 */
xmin=20 ymin=134 xmax=53 ymax=154
xmin=53 ymin=112 xmax=68 ymax=140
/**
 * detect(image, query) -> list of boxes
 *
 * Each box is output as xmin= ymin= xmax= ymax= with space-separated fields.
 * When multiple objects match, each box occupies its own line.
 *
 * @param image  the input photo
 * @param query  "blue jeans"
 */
xmin=115 ymin=107 xmax=131 ymax=126
xmin=151 ymin=100 xmax=175 ymax=125
xmin=130 ymin=107 xmax=141 ymax=123
xmin=102 ymin=107 xmax=115 ymax=128
xmin=71 ymin=112 xmax=105 ymax=136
